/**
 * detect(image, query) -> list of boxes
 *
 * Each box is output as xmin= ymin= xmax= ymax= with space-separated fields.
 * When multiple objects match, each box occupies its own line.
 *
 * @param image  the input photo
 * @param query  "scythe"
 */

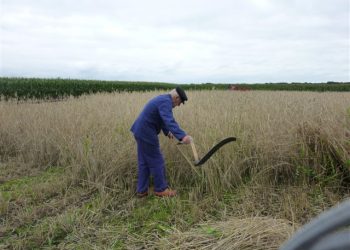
xmin=178 ymin=137 xmax=236 ymax=166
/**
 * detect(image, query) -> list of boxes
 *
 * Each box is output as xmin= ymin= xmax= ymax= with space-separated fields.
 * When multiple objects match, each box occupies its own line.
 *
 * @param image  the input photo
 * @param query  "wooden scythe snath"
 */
xmin=179 ymin=137 xmax=236 ymax=166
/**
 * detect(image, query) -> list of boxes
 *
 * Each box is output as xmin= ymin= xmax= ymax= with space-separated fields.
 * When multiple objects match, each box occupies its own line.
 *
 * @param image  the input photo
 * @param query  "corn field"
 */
xmin=1 ymin=78 xmax=349 ymax=101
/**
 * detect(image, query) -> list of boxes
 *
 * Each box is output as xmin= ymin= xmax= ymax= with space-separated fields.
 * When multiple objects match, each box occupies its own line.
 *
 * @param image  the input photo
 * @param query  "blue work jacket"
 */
xmin=131 ymin=94 xmax=186 ymax=146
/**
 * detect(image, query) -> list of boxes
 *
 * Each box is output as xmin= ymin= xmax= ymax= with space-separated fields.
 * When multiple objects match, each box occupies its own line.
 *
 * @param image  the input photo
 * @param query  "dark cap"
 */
xmin=176 ymin=87 xmax=188 ymax=104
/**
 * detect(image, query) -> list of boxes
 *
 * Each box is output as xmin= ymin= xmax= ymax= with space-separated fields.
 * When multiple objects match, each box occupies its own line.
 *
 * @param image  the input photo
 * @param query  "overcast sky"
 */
xmin=0 ymin=0 xmax=349 ymax=83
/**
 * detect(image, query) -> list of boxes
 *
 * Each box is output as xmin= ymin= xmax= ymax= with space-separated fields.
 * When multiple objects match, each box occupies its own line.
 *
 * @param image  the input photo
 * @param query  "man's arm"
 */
xmin=158 ymin=102 xmax=186 ymax=141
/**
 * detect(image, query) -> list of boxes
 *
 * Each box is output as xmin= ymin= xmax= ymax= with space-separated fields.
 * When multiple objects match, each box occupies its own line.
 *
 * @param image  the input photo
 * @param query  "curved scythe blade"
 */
xmin=195 ymin=137 xmax=236 ymax=166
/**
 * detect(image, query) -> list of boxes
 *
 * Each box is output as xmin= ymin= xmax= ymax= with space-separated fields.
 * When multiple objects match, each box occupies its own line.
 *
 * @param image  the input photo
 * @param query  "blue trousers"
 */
xmin=135 ymin=138 xmax=168 ymax=193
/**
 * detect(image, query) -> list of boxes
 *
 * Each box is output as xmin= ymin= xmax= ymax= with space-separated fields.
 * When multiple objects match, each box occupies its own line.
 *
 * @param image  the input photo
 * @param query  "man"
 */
xmin=131 ymin=87 xmax=192 ymax=197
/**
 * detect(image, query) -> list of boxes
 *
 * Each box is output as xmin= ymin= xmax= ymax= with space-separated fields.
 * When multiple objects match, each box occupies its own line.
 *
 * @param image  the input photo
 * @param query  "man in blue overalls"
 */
xmin=131 ymin=87 xmax=192 ymax=197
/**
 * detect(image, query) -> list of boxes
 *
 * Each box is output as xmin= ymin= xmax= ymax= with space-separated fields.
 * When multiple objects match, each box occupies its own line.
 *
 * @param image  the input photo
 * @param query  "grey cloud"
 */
xmin=1 ymin=0 xmax=349 ymax=82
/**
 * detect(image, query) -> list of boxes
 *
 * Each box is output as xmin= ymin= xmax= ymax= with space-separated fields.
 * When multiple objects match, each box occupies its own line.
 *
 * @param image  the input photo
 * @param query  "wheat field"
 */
xmin=1 ymin=90 xmax=349 ymax=249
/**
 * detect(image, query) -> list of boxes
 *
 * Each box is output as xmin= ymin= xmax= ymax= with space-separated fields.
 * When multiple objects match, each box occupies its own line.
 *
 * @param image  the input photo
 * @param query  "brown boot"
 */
xmin=136 ymin=191 xmax=148 ymax=198
xmin=154 ymin=188 xmax=177 ymax=197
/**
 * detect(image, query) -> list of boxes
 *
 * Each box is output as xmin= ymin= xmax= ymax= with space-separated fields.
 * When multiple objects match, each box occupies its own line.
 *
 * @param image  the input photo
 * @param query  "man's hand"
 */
xmin=181 ymin=135 xmax=192 ymax=144
xmin=167 ymin=132 xmax=174 ymax=139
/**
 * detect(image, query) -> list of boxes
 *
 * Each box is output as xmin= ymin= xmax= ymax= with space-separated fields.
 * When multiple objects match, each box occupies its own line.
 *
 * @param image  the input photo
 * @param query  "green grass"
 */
xmin=1 ymin=167 xmax=347 ymax=249
xmin=0 ymin=167 xmax=65 ymax=210
xmin=0 ymin=169 xmax=240 ymax=249
xmin=0 ymin=167 xmax=64 ymax=192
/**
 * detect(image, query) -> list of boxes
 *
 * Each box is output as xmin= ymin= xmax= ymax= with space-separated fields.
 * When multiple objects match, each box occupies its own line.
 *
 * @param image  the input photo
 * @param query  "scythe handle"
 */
xmin=190 ymin=140 xmax=199 ymax=163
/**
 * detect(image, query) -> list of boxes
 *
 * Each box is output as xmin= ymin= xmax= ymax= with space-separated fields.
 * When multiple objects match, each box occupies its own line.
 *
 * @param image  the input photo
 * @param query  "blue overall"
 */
xmin=131 ymin=94 xmax=186 ymax=193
